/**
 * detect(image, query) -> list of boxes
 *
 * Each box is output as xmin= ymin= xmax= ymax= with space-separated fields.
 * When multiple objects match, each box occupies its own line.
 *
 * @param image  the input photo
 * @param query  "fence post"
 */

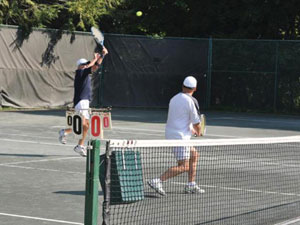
xmin=84 ymin=140 xmax=100 ymax=225
xmin=206 ymin=37 xmax=213 ymax=109
xmin=273 ymin=41 xmax=279 ymax=112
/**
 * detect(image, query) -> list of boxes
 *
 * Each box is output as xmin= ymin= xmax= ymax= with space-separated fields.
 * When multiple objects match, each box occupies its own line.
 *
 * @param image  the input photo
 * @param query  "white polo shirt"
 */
xmin=165 ymin=92 xmax=201 ymax=140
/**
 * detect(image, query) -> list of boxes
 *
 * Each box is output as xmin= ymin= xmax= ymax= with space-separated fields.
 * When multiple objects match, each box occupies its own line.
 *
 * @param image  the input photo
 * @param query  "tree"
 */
xmin=0 ymin=0 xmax=62 ymax=37
xmin=0 ymin=0 xmax=122 ymax=34
xmin=98 ymin=0 xmax=300 ymax=40
xmin=1 ymin=0 xmax=300 ymax=40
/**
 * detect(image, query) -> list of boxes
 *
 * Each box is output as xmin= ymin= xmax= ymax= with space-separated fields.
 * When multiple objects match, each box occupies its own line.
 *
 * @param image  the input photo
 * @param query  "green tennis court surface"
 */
xmin=0 ymin=109 xmax=300 ymax=225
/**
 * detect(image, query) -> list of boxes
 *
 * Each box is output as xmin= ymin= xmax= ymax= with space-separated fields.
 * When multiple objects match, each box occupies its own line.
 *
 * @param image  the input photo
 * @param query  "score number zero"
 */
xmin=66 ymin=111 xmax=112 ymax=139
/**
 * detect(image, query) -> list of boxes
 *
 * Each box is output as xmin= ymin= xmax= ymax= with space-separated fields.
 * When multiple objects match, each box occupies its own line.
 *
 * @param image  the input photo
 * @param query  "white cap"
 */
xmin=76 ymin=58 xmax=89 ymax=66
xmin=183 ymin=76 xmax=197 ymax=88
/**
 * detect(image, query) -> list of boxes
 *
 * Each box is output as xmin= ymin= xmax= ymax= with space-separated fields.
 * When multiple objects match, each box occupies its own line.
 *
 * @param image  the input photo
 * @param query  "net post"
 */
xmin=102 ymin=141 xmax=111 ymax=225
xmin=84 ymin=140 xmax=100 ymax=225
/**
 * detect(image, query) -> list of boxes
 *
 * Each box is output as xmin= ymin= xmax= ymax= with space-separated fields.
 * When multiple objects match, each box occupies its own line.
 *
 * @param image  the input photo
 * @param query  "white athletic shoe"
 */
xmin=74 ymin=145 xmax=87 ymax=157
xmin=147 ymin=179 xmax=166 ymax=196
xmin=184 ymin=184 xmax=205 ymax=194
xmin=59 ymin=129 xmax=67 ymax=144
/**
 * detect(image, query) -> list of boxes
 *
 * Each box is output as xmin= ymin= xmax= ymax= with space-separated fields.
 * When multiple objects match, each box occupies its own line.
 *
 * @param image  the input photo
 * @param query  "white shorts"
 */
xmin=173 ymin=146 xmax=191 ymax=161
xmin=74 ymin=100 xmax=90 ymax=119
xmin=165 ymin=133 xmax=192 ymax=161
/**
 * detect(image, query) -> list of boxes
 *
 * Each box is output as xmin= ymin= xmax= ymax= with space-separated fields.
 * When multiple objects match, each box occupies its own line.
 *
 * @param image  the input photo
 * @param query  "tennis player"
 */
xmin=59 ymin=47 xmax=108 ymax=156
xmin=148 ymin=76 xmax=205 ymax=195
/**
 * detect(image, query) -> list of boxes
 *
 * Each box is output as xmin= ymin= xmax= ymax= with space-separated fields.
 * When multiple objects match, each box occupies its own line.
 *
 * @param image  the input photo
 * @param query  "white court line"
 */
xmin=0 ymin=157 xmax=85 ymax=174
xmin=213 ymin=117 xmax=300 ymax=125
xmin=112 ymin=126 xmax=238 ymax=138
xmin=233 ymin=159 xmax=300 ymax=168
xmin=113 ymin=126 xmax=165 ymax=133
xmin=0 ymin=138 xmax=74 ymax=147
xmin=3 ymin=126 xmax=240 ymax=143
xmin=51 ymin=126 xmax=66 ymax=128
xmin=111 ymin=114 xmax=147 ymax=118
xmin=109 ymin=129 xmax=163 ymax=136
xmin=274 ymin=216 xmax=300 ymax=225
xmin=0 ymin=212 xmax=83 ymax=225
xmin=205 ymin=134 xmax=238 ymax=138
xmin=0 ymin=164 xmax=85 ymax=174
xmin=0 ymin=132 xmax=54 ymax=140
xmin=171 ymin=182 xmax=300 ymax=197
xmin=200 ymin=157 xmax=300 ymax=169
xmin=0 ymin=156 xmax=81 ymax=166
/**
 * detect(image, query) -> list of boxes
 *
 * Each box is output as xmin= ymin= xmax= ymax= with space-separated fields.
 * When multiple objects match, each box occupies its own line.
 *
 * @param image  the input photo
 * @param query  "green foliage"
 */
xmin=1 ymin=0 xmax=300 ymax=40
xmin=0 ymin=0 xmax=122 ymax=32
xmin=0 ymin=0 xmax=63 ymax=38
xmin=66 ymin=0 xmax=114 ymax=30
xmin=96 ymin=0 xmax=300 ymax=40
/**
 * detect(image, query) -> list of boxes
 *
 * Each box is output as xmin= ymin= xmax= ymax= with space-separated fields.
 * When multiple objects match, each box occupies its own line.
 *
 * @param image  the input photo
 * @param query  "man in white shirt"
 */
xmin=148 ymin=76 xmax=205 ymax=195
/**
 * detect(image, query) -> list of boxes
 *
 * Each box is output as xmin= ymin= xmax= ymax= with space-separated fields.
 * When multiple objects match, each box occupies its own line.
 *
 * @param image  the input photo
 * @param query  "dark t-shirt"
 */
xmin=73 ymin=67 xmax=92 ymax=106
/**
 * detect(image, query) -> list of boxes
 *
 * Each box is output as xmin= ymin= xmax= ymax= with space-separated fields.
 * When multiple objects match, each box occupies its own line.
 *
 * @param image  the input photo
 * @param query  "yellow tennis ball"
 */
xmin=136 ymin=11 xmax=143 ymax=17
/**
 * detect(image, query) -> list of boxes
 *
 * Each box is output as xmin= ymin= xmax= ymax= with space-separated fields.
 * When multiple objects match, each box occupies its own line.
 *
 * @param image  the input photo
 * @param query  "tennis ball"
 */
xmin=136 ymin=11 xmax=143 ymax=17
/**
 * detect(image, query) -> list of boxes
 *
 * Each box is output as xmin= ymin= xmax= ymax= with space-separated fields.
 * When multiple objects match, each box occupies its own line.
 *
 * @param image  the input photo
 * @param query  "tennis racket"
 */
xmin=200 ymin=114 xmax=206 ymax=136
xmin=91 ymin=26 xmax=104 ymax=51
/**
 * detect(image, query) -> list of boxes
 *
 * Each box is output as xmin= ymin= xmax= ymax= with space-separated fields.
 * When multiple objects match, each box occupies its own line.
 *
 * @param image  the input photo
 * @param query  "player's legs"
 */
xmin=185 ymin=147 xmax=205 ymax=193
xmin=160 ymin=159 xmax=189 ymax=181
xmin=64 ymin=128 xmax=72 ymax=134
xmin=159 ymin=146 xmax=190 ymax=181
xmin=78 ymin=117 xmax=89 ymax=146
xmin=188 ymin=147 xmax=199 ymax=182
xmin=148 ymin=146 xmax=204 ymax=195
xmin=161 ymin=146 xmax=204 ymax=193
xmin=73 ymin=117 xmax=88 ymax=157
xmin=148 ymin=150 xmax=189 ymax=196
xmin=59 ymin=128 xmax=72 ymax=144
xmin=73 ymin=100 xmax=90 ymax=157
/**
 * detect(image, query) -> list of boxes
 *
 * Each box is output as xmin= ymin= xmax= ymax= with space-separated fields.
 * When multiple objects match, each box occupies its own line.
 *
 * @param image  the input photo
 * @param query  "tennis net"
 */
xmin=100 ymin=136 xmax=300 ymax=225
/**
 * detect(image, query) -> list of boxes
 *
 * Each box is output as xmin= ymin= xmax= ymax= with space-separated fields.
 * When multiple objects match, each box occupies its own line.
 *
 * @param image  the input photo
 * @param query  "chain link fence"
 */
xmin=0 ymin=25 xmax=299 ymax=113
xmin=209 ymin=39 xmax=300 ymax=113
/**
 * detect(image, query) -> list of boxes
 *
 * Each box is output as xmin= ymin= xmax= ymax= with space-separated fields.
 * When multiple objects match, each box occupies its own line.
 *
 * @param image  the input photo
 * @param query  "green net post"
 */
xmin=84 ymin=140 xmax=100 ymax=225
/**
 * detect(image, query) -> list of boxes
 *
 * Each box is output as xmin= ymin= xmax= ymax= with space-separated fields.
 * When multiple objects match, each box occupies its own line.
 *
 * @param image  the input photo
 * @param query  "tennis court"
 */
xmin=104 ymin=138 xmax=300 ymax=225
xmin=0 ymin=108 xmax=300 ymax=225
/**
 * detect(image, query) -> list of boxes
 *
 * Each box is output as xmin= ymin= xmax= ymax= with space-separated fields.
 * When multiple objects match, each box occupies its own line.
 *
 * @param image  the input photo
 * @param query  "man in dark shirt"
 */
xmin=59 ymin=47 xmax=108 ymax=156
